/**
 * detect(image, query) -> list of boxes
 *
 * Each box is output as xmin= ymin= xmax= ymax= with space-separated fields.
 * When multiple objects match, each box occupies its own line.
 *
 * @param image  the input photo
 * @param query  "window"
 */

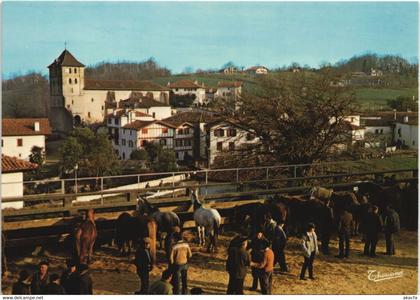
xmin=108 ymin=118 xmax=112 ymax=124
xmin=380 ymin=129 xmax=383 ymax=134
xmin=130 ymin=130 xmax=132 ymax=136
xmin=69 ymin=68 xmax=72 ymax=73
xmin=217 ymin=142 xmax=223 ymax=151
xmin=413 ymin=140 xmax=416 ymax=146
xmin=229 ymin=142 xmax=235 ymax=151
xmin=228 ymin=129 xmax=237 ymax=137
xmin=1 ymin=140 xmax=3 ymax=147
xmin=215 ymin=129 xmax=224 ymax=137
xmin=74 ymin=68 xmax=77 ymax=73
xmin=142 ymin=128 xmax=148 ymax=134
xmin=141 ymin=140 xmax=146 ymax=146
xmin=186 ymin=139 xmax=192 ymax=146
xmin=160 ymin=139 xmax=167 ymax=146
xmin=115 ymin=150 xmax=119 ymax=156
xmin=375 ymin=129 xmax=379 ymax=134
xmin=129 ymin=140 xmax=134 ymax=147
xmin=178 ymin=129 xmax=183 ymax=135
xmin=122 ymin=139 xmax=126 ymax=146
xmin=123 ymin=129 xmax=126 ymax=135
xmin=184 ymin=128 xmax=190 ymax=135
xmin=88 ymin=112 xmax=91 ymax=118
xmin=397 ymin=128 xmax=401 ymax=137
xmin=122 ymin=152 xmax=126 ymax=159
xmin=69 ymin=78 xmax=72 ymax=84
xmin=75 ymin=78 xmax=78 ymax=84
xmin=91 ymin=98 xmax=94 ymax=102
xmin=115 ymin=119 xmax=119 ymax=125
xmin=162 ymin=128 xmax=168 ymax=134
xmin=152 ymin=112 xmax=156 ymax=118
xmin=17 ymin=138 xmax=23 ymax=147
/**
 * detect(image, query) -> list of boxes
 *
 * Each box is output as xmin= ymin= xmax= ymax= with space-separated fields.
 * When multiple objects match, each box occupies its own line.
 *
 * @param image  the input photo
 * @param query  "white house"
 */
xmin=205 ymin=120 xmax=259 ymax=166
xmin=2 ymin=118 xmax=51 ymax=160
xmin=394 ymin=116 xmax=418 ymax=149
xmin=48 ymin=49 xmax=170 ymax=133
xmin=116 ymin=95 xmax=172 ymax=120
xmin=363 ymin=119 xmax=394 ymax=148
xmin=167 ymin=80 xmax=207 ymax=106
xmin=2 ymin=155 xmax=38 ymax=209
xmin=245 ymin=66 xmax=269 ymax=75
xmin=105 ymin=109 xmax=175 ymax=160
xmin=162 ymin=119 xmax=195 ymax=161
xmin=215 ymin=81 xmax=243 ymax=99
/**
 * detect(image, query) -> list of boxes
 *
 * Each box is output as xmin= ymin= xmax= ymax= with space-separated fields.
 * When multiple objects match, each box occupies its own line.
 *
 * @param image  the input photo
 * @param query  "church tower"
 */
xmin=48 ymin=50 xmax=85 ymax=133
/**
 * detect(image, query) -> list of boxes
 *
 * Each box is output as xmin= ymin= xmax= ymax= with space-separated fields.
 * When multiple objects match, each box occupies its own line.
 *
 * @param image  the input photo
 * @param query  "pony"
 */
xmin=191 ymin=191 xmax=221 ymax=252
xmin=74 ymin=209 xmax=97 ymax=264
xmin=137 ymin=197 xmax=181 ymax=249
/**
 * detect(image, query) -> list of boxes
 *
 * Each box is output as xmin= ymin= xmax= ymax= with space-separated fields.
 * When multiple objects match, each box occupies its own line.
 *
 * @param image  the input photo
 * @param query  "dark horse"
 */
xmin=74 ymin=209 xmax=97 ymax=264
xmin=114 ymin=212 xmax=157 ymax=263
xmin=357 ymin=181 xmax=403 ymax=214
xmin=137 ymin=197 xmax=181 ymax=249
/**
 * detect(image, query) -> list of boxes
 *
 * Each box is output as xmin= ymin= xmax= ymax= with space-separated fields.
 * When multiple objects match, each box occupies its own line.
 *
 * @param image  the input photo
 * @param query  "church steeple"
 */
xmin=48 ymin=49 xmax=85 ymax=68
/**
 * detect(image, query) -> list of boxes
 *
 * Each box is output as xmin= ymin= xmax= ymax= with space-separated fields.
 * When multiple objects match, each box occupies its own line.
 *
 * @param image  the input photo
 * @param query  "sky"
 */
xmin=1 ymin=1 xmax=419 ymax=78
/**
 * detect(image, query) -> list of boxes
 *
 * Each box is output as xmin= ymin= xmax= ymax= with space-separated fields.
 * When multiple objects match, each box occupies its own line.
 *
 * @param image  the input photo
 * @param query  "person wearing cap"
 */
xmin=61 ymin=259 xmax=79 ymax=294
xmin=248 ymin=231 xmax=268 ymax=291
xmin=134 ymin=237 xmax=153 ymax=294
xmin=226 ymin=236 xmax=250 ymax=294
xmin=251 ymin=240 xmax=274 ymax=295
xmin=77 ymin=264 xmax=93 ymax=295
xmin=149 ymin=269 xmax=173 ymax=295
xmin=169 ymin=232 xmax=192 ymax=295
xmin=300 ymin=223 xmax=319 ymax=280
xmin=272 ymin=221 xmax=288 ymax=273
xmin=12 ymin=270 xmax=31 ymax=295
xmin=31 ymin=260 xmax=49 ymax=294
xmin=46 ymin=274 xmax=65 ymax=294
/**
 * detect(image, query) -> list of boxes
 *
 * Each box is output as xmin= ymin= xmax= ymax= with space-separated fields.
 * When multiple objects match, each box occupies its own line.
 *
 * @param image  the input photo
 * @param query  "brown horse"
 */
xmin=75 ymin=209 xmax=97 ymax=264
xmin=114 ymin=212 xmax=157 ymax=264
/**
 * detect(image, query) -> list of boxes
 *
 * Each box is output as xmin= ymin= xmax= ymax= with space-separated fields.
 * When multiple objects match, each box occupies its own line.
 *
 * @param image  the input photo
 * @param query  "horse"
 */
xmin=74 ymin=209 xmax=97 ymax=264
xmin=191 ymin=191 xmax=221 ymax=252
xmin=137 ymin=197 xmax=181 ymax=249
xmin=114 ymin=212 xmax=157 ymax=263
xmin=357 ymin=181 xmax=403 ymax=215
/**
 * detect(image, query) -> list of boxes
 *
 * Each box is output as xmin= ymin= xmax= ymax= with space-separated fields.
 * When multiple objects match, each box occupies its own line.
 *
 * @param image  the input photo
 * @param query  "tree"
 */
xmin=153 ymin=149 xmax=177 ymax=172
xmin=143 ymin=141 xmax=163 ymax=163
xmin=130 ymin=149 xmax=150 ymax=161
xmin=59 ymin=128 xmax=120 ymax=177
xmin=213 ymin=71 xmax=356 ymax=175
xmin=169 ymin=93 xmax=196 ymax=107
xmin=387 ymin=96 xmax=418 ymax=111
xmin=29 ymin=146 xmax=45 ymax=177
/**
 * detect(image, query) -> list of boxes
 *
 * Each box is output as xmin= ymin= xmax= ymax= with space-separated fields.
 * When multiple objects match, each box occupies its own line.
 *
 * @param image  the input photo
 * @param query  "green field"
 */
xmin=354 ymin=87 xmax=418 ymax=110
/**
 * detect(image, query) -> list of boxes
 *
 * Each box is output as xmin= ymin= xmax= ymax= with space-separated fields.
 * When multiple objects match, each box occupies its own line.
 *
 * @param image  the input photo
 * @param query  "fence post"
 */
xmin=293 ymin=166 xmax=297 ymax=178
xmin=205 ymin=170 xmax=208 ymax=196
xmin=236 ymin=168 xmax=239 ymax=183
xmin=172 ymin=172 xmax=175 ymax=198
xmin=100 ymin=177 xmax=104 ymax=205
xmin=266 ymin=168 xmax=269 ymax=190
xmin=61 ymin=180 xmax=65 ymax=194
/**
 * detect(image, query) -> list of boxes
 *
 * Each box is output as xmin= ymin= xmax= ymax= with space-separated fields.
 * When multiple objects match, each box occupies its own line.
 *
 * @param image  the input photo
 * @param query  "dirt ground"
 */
xmin=2 ymin=229 xmax=418 ymax=295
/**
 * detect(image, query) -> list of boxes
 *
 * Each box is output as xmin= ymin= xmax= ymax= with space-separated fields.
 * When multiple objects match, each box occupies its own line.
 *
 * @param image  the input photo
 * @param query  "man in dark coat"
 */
xmin=78 ymin=264 xmax=93 ymax=294
xmin=61 ymin=259 xmax=79 ymax=294
xmin=30 ymin=260 xmax=49 ymax=294
xmin=12 ymin=270 xmax=31 ymax=295
xmin=46 ymin=274 xmax=65 ymax=294
xmin=272 ymin=222 xmax=288 ymax=272
xmin=337 ymin=209 xmax=353 ymax=258
xmin=226 ymin=237 xmax=250 ymax=294
xmin=248 ymin=231 xmax=268 ymax=291
xmin=134 ymin=237 xmax=153 ymax=294
xmin=384 ymin=205 xmax=400 ymax=255
xmin=363 ymin=205 xmax=383 ymax=258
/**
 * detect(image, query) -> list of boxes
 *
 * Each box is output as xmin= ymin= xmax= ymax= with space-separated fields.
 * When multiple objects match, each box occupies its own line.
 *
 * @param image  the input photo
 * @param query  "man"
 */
xmin=30 ymin=260 xmax=49 ymax=294
xmin=384 ymin=205 xmax=400 ymax=255
xmin=78 ymin=264 xmax=93 ymax=295
xmin=46 ymin=274 xmax=65 ymax=294
xmin=272 ymin=222 xmax=288 ymax=272
xmin=248 ymin=231 xmax=268 ymax=291
xmin=263 ymin=216 xmax=277 ymax=243
xmin=252 ymin=241 xmax=274 ymax=295
xmin=12 ymin=270 xmax=31 ymax=295
xmin=226 ymin=237 xmax=250 ymax=294
xmin=358 ymin=195 xmax=371 ymax=241
xmin=134 ymin=237 xmax=153 ymax=294
xmin=300 ymin=223 xmax=319 ymax=280
xmin=363 ymin=205 xmax=383 ymax=258
xmin=149 ymin=269 xmax=173 ymax=295
xmin=337 ymin=209 xmax=353 ymax=258
xmin=170 ymin=232 xmax=192 ymax=295
xmin=61 ymin=259 xmax=79 ymax=294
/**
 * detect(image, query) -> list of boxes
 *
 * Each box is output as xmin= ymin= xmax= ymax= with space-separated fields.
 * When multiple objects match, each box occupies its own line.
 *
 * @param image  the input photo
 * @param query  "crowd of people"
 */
xmin=8 ymin=200 xmax=401 ymax=295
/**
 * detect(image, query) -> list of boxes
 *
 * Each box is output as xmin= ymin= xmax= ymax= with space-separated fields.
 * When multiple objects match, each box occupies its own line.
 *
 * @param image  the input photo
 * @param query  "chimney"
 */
xmin=404 ymin=116 xmax=409 ymax=123
xmin=393 ymin=109 xmax=397 ymax=121
xmin=34 ymin=122 xmax=40 ymax=132
xmin=113 ymin=110 xmax=117 ymax=116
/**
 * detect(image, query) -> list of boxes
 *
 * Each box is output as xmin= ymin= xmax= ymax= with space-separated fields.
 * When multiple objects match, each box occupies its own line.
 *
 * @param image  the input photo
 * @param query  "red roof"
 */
xmin=217 ymin=81 xmax=243 ymax=88
xmin=48 ymin=50 xmax=85 ymax=68
xmin=105 ymin=109 xmax=152 ymax=119
xmin=2 ymin=118 xmax=52 ymax=136
xmin=118 ymin=96 xmax=170 ymax=108
xmin=163 ymin=111 xmax=218 ymax=124
xmin=84 ymin=79 xmax=170 ymax=91
xmin=2 ymin=155 xmax=38 ymax=173
xmin=168 ymin=80 xmax=206 ymax=89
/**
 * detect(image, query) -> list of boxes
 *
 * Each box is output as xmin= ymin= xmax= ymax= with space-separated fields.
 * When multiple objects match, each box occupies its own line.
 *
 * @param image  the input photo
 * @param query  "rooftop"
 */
xmin=48 ymin=49 xmax=85 ymax=68
xmin=162 ymin=111 xmax=218 ymax=125
xmin=123 ymin=120 xmax=176 ymax=130
xmin=2 ymin=118 xmax=52 ymax=136
xmin=2 ymin=155 xmax=38 ymax=173
xmin=168 ymin=80 xmax=206 ymax=89
xmin=118 ymin=96 xmax=170 ymax=108
xmin=84 ymin=79 xmax=170 ymax=91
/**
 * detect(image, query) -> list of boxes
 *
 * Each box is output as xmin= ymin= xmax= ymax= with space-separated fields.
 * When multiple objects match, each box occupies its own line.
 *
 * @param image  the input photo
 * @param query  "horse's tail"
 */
xmin=213 ymin=218 xmax=220 ymax=240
